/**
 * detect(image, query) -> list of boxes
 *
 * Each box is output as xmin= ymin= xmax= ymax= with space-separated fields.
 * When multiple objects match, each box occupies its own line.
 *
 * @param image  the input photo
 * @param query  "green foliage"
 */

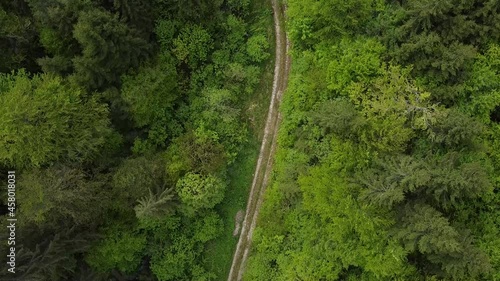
xmin=311 ymin=99 xmax=364 ymax=139
xmin=246 ymin=137 xmax=411 ymax=280
xmin=224 ymin=15 xmax=247 ymax=53
xmin=427 ymin=108 xmax=484 ymax=149
xmin=357 ymin=155 xmax=428 ymax=209
xmin=176 ymin=172 xmax=226 ymax=214
xmin=192 ymin=88 xmax=248 ymax=160
xmin=155 ymin=19 xmax=176 ymax=49
xmin=0 ymin=0 xmax=279 ymax=279
xmin=378 ymin=0 xmax=500 ymax=102
xmin=348 ymin=65 xmax=433 ymax=153
xmin=396 ymin=203 xmax=491 ymax=279
xmin=425 ymin=153 xmax=491 ymax=209
xmin=166 ymin=127 xmax=227 ymax=177
xmin=287 ymin=0 xmax=384 ymax=49
xmin=17 ymin=166 xmax=107 ymax=227
xmin=39 ymin=27 xmax=65 ymax=57
xmin=121 ymin=64 xmax=178 ymax=128
xmin=134 ymin=187 xmax=176 ymax=220
xmin=112 ymin=0 xmax=154 ymax=32
xmin=1 ymin=228 xmax=93 ymax=281
xmin=357 ymin=153 xmax=490 ymax=211
xmin=246 ymin=34 xmax=270 ymax=63
xmin=72 ymin=8 xmax=150 ymax=89
xmin=149 ymin=234 xmax=197 ymax=281
xmin=397 ymin=203 xmax=462 ymax=255
xmin=26 ymin=0 xmax=88 ymax=74
xmin=246 ymin=0 xmax=500 ymax=279
xmin=86 ymin=227 xmax=146 ymax=274
xmin=172 ymin=24 xmax=213 ymax=69
xmin=193 ymin=211 xmax=223 ymax=243
xmin=112 ymin=155 xmax=165 ymax=208
xmin=0 ymin=71 xmax=112 ymax=169
xmin=0 ymin=3 xmax=41 ymax=73
xmin=225 ymin=0 xmax=250 ymax=16
xmin=154 ymin=0 xmax=224 ymax=23
xmin=121 ymin=63 xmax=181 ymax=148
xmin=148 ymin=213 xmax=221 ymax=281
xmin=326 ymin=37 xmax=385 ymax=94
xmin=461 ymin=44 xmax=500 ymax=124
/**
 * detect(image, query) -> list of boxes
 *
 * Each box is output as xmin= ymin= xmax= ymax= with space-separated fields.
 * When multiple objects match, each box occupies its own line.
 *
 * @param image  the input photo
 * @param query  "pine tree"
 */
xmin=12 ymin=228 xmax=93 ymax=281
xmin=112 ymin=0 xmax=154 ymax=33
xmin=134 ymin=187 xmax=176 ymax=220
xmin=425 ymin=153 xmax=490 ymax=209
xmin=395 ymin=203 xmax=492 ymax=279
xmin=27 ymin=0 xmax=89 ymax=74
xmin=112 ymin=155 xmax=166 ymax=208
xmin=0 ymin=2 xmax=42 ymax=73
xmin=426 ymin=108 xmax=483 ymax=149
xmin=72 ymin=8 xmax=151 ymax=90
xmin=357 ymin=155 xmax=430 ymax=208
xmin=18 ymin=166 xmax=108 ymax=228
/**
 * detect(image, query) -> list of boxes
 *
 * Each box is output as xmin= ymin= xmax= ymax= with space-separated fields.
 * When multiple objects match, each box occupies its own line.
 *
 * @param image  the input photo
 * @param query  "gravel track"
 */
xmin=227 ymin=1 xmax=290 ymax=280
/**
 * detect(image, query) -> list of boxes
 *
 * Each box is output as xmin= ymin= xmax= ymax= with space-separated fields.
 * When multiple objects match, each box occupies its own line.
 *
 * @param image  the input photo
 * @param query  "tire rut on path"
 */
xmin=227 ymin=0 xmax=290 ymax=280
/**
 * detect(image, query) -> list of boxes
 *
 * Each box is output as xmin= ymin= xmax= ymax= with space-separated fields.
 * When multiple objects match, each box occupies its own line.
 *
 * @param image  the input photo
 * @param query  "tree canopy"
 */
xmin=0 ymin=0 xmax=272 ymax=280
xmin=245 ymin=0 xmax=500 ymax=280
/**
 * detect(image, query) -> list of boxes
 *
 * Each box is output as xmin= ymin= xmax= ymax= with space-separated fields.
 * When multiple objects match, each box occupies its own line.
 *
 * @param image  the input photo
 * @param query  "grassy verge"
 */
xmin=203 ymin=138 xmax=259 ymax=280
xmin=202 ymin=1 xmax=275 ymax=279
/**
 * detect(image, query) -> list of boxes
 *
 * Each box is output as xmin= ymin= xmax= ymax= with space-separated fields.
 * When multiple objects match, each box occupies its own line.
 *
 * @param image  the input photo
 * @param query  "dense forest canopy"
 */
xmin=0 ymin=0 xmax=273 ymax=280
xmin=246 ymin=0 xmax=500 ymax=280
xmin=2 ymin=0 xmax=500 ymax=280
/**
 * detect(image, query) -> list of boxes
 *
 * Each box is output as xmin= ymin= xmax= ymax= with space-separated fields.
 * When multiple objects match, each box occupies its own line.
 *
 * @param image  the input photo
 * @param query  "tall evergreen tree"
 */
xmin=0 ymin=2 xmax=43 ymax=73
xmin=72 ymin=8 xmax=151 ymax=90
xmin=134 ymin=187 xmax=176 ymax=220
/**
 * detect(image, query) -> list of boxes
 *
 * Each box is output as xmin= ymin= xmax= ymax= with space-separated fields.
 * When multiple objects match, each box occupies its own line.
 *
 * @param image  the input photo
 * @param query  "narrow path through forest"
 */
xmin=227 ymin=0 xmax=290 ymax=280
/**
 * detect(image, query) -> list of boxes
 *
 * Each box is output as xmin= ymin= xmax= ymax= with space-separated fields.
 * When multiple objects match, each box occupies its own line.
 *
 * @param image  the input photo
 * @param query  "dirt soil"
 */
xmin=227 ymin=0 xmax=291 ymax=280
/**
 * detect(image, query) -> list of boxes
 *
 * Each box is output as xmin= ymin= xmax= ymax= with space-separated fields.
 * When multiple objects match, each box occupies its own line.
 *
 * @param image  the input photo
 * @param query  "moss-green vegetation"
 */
xmin=204 ymin=9 xmax=276 ymax=276
xmin=0 ymin=0 xmax=274 ymax=280
xmin=245 ymin=0 xmax=500 ymax=280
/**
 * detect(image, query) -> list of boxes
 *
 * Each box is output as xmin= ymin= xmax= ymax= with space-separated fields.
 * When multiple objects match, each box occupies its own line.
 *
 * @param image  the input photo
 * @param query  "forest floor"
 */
xmin=227 ymin=0 xmax=291 ymax=280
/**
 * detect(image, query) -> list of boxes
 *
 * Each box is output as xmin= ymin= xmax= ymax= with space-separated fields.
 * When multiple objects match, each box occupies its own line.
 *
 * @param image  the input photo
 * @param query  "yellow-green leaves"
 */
xmin=0 ymin=71 xmax=112 ymax=169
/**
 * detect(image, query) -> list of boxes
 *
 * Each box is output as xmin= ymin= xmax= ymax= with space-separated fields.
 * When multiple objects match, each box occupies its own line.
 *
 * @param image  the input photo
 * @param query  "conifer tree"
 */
xmin=72 ymin=8 xmax=150 ymax=89
xmin=134 ymin=187 xmax=176 ymax=220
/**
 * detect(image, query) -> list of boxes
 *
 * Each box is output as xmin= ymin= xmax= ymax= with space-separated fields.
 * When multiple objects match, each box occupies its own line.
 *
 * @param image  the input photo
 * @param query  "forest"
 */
xmin=245 ymin=0 xmax=500 ymax=280
xmin=2 ymin=0 xmax=500 ymax=280
xmin=0 ymin=0 xmax=273 ymax=280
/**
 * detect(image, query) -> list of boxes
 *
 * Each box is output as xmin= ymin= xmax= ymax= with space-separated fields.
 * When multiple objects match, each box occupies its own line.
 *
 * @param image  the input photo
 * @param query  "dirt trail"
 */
xmin=227 ymin=0 xmax=290 ymax=280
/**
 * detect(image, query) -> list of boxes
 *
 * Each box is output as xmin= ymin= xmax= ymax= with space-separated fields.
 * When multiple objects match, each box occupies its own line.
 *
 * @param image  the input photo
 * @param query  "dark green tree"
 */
xmin=379 ymin=0 xmax=500 ymax=102
xmin=27 ymin=0 xmax=89 ymax=74
xmin=134 ymin=187 xmax=176 ymax=220
xmin=86 ymin=225 xmax=147 ymax=275
xmin=166 ymin=128 xmax=227 ymax=177
xmin=111 ymin=155 xmax=166 ymax=208
xmin=154 ymin=0 xmax=224 ymax=23
xmin=121 ymin=63 xmax=180 ymax=149
xmin=426 ymin=108 xmax=483 ymax=149
xmin=112 ymin=0 xmax=154 ymax=32
xmin=0 ymin=2 xmax=43 ymax=73
xmin=72 ymin=8 xmax=150 ymax=90
xmin=6 ymin=229 xmax=94 ymax=281
xmin=396 ymin=203 xmax=491 ymax=279
xmin=17 ymin=166 xmax=108 ymax=228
